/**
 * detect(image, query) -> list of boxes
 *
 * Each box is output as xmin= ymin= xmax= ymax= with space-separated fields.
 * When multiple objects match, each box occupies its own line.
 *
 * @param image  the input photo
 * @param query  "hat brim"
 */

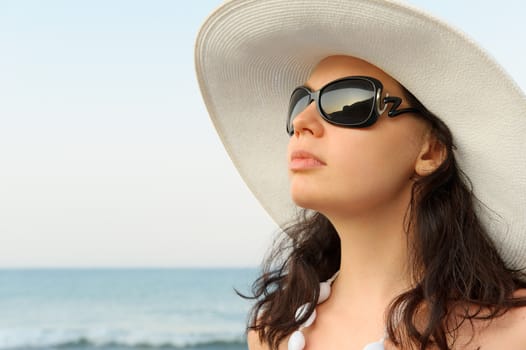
xmin=194 ymin=0 xmax=526 ymax=271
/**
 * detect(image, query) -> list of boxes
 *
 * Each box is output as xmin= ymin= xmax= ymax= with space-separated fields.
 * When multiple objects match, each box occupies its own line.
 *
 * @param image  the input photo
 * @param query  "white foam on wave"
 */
xmin=0 ymin=327 xmax=245 ymax=349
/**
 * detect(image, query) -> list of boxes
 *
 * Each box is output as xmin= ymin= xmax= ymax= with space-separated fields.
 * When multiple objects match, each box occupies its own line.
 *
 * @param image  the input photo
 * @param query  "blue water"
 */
xmin=0 ymin=268 xmax=257 ymax=350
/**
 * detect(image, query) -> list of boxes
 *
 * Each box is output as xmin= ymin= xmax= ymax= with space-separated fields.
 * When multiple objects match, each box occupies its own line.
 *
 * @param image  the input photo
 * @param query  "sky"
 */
xmin=0 ymin=0 xmax=524 ymax=268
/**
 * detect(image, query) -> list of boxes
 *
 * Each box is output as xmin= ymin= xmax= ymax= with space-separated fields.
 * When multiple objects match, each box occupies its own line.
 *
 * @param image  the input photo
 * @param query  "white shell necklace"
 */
xmin=287 ymin=270 xmax=386 ymax=350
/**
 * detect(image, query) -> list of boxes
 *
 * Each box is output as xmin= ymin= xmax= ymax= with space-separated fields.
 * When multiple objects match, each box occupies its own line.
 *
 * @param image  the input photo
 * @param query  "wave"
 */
xmin=55 ymin=337 xmax=246 ymax=349
xmin=0 ymin=329 xmax=246 ymax=350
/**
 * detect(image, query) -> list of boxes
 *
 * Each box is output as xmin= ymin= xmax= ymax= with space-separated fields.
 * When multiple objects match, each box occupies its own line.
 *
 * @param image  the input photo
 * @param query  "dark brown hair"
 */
xmin=238 ymin=86 xmax=526 ymax=349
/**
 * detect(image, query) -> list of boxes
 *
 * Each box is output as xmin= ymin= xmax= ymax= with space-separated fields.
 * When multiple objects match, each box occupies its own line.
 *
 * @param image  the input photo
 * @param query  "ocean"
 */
xmin=0 ymin=268 xmax=259 ymax=350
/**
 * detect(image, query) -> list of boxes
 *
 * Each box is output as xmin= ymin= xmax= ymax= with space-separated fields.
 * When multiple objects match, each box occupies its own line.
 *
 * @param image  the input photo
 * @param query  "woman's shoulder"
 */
xmin=248 ymin=330 xmax=274 ymax=350
xmin=460 ymin=288 xmax=526 ymax=349
xmin=247 ymin=329 xmax=289 ymax=350
xmin=247 ymin=290 xmax=526 ymax=349
xmin=491 ymin=288 xmax=526 ymax=346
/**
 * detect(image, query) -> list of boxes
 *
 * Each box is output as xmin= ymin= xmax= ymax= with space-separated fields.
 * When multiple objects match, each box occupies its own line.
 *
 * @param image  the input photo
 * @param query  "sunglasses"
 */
xmin=286 ymin=75 xmax=422 ymax=136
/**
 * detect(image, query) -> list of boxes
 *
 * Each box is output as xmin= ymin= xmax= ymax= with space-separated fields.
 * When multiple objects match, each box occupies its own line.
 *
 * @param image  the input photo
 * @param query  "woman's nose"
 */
xmin=291 ymin=101 xmax=324 ymax=137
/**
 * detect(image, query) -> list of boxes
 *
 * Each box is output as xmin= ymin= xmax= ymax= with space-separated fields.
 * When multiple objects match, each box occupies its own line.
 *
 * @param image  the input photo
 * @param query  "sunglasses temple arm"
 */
xmin=376 ymin=91 xmax=388 ymax=115
xmin=383 ymin=96 xmax=421 ymax=117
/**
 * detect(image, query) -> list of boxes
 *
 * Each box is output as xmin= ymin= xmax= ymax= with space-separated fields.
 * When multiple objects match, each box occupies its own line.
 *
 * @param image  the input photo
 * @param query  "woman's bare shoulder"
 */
xmin=504 ymin=288 xmax=526 ymax=345
xmin=247 ymin=329 xmax=288 ymax=350
xmin=248 ymin=330 xmax=268 ymax=350
xmin=463 ymin=288 xmax=526 ymax=348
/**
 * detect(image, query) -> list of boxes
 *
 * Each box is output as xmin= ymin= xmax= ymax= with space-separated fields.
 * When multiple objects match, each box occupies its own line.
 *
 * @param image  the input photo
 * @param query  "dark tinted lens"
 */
xmin=319 ymin=79 xmax=375 ymax=126
xmin=287 ymin=88 xmax=311 ymax=135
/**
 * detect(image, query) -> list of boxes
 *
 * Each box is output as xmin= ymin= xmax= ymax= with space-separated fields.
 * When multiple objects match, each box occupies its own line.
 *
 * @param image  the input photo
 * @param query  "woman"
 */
xmin=194 ymin=0 xmax=526 ymax=349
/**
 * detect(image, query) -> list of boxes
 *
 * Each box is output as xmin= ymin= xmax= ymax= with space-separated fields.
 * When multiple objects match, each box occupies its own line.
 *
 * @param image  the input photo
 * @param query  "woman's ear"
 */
xmin=414 ymin=129 xmax=447 ymax=176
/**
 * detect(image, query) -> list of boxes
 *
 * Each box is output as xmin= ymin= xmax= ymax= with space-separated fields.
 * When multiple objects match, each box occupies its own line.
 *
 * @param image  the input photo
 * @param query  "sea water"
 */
xmin=0 ymin=268 xmax=258 ymax=350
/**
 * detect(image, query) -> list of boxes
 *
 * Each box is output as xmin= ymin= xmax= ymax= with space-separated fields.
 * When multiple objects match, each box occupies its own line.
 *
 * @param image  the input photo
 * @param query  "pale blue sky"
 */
xmin=0 ymin=1 xmax=524 ymax=267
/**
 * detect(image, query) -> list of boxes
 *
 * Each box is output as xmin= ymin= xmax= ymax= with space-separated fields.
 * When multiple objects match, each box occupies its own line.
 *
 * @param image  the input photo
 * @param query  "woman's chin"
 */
xmin=290 ymin=192 xmax=322 ymax=212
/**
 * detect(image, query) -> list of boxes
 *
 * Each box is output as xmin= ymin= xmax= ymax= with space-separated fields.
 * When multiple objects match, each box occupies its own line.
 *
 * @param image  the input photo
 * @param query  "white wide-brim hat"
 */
xmin=194 ymin=0 xmax=526 ymax=272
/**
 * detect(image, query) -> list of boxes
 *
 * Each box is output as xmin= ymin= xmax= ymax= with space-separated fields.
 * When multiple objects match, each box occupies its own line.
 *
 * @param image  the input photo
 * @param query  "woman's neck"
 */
xmin=325 ymin=197 xmax=415 ymax=313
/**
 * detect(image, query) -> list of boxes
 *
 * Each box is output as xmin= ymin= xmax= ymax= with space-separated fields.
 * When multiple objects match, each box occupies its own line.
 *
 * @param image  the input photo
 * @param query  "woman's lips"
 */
xmin=289 ymin=150 xmax=326 ymax=170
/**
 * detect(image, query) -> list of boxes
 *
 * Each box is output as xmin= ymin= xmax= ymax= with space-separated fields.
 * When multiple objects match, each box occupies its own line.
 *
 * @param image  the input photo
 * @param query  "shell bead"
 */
xmin=287 ymin=330 xmax=306 ymax=350
xmin=294 ymin=302 xmax=310 ymax=320
xmin=301 ymin=308 xmax=316 ymax=328
xmin=287 ymin=270 xmax=386 ymax=350
xmin=295 ymin=302 xmax=316 ymax=328
xmin=318 ymin=281 xmax=331 ymax=303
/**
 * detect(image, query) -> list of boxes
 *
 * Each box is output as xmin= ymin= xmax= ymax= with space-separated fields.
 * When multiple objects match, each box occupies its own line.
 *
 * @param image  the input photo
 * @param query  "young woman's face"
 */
xmin=287 ymin=55 xmax=431 ymax=218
